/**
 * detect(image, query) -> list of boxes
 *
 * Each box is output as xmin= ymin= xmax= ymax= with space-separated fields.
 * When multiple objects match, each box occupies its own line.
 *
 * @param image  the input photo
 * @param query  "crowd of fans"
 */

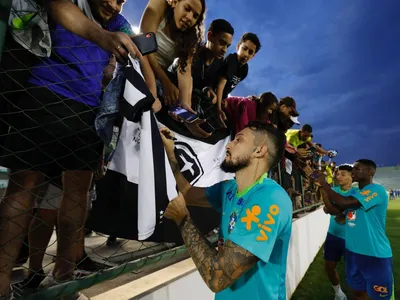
xmin=389 ymin=189 xmax=400 ymax=200
xmin=0 ymin=0 xmax=340 ymax=299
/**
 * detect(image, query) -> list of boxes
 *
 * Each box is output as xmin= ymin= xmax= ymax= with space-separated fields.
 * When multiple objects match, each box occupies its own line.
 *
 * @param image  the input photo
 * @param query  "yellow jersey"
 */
xmin=285 ymin=129 xmax=312 ymax=148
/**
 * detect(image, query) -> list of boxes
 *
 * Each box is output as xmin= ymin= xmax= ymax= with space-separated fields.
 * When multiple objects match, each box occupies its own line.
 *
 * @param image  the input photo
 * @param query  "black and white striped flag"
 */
xmin=87 ymin=59 xmax=233 ymax=242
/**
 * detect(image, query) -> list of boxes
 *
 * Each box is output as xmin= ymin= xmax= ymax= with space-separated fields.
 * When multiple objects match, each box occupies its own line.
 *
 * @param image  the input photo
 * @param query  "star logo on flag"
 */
xmin=180 ymin=155 xmax=194 ymax=175
xmin=174 ymin=141 xmax=204 ymax=185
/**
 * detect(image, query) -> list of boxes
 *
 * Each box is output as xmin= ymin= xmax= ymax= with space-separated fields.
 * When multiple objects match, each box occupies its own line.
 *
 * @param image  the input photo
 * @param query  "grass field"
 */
xmin=291 ymin=200 xmax=400 ymax=300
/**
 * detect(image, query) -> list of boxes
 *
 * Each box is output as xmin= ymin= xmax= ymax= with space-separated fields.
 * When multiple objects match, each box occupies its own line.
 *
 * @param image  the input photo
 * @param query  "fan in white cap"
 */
xmin=290 ymin=116 xmax=300 ymax=125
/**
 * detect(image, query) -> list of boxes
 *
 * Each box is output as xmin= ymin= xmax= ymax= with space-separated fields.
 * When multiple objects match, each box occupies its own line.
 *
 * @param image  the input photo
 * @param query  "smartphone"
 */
xmin=132 ymin=32 xmax=158 ymax=56
xmin=200 ymin=121 xmax=216 ymax=134
xmin=170 ymin=106 xmax=199 ymax=123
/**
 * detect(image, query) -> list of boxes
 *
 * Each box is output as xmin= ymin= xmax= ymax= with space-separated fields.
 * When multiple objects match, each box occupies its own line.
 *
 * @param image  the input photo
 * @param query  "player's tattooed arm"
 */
xmin=167 ymin=154 xmax=211 ymax=207
xmin=180 ymin=216 xmax=258 ymax=293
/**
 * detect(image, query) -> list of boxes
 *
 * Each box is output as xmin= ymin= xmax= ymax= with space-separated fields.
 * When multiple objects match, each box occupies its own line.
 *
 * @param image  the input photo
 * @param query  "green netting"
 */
xmin=25 ymin=245 xmax=187 ymax=300
xmin=25 ymin=234 xmax=218 ymax=299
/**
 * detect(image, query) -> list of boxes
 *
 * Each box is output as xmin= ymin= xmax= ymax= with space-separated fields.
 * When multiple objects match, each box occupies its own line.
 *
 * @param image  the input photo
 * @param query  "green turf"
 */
xmin=291 ymin=200 xmax=400 ymax=300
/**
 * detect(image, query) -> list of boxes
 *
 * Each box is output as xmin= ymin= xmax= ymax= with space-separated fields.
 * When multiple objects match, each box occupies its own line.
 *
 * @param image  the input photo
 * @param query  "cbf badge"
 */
xmin=228 ymin=212 xmax=238 ymax=234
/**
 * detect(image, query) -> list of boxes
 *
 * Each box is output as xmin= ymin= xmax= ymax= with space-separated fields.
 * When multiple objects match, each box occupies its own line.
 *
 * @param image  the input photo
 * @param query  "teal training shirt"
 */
xmin=345 ymin=183 xmax=392 ymax=258
xmin=327 ymin=186 xmax=352 ymax=239
xmin=206 ymin=174 xmax=293 ymax=300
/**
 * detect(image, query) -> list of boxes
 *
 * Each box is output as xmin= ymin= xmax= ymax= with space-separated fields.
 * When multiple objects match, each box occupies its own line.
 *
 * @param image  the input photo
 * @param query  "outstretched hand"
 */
xmin=98 ymin=31 xmax=142 ymax=64
xmin=311 ymin=170 xmax=326 ymax=186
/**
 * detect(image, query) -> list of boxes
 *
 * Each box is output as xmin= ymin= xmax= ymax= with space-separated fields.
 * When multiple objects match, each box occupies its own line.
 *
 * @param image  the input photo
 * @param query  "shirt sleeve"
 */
xmin=235 ymin=102 xmax=249 ymax=134
xmin=350 ymin=186 xmax=386 ymax=211
xmin=285 ymin=130 xmax=296 ymax=145
xmin=228 ymin=186 xmax=291 ymax=263
xmin=112 ymin=15 xmax=134 ymax=35
xmin=205 ymin=181 xmax=226 ymax=212
xmin=225 ymin=96 xmax=239 ymax=121
xmin=219 ymin=54 xmax=238 ymax=80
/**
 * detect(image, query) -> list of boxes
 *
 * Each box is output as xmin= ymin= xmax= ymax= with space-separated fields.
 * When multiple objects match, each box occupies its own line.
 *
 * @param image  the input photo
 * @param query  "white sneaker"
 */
xmin=60 ymin=292 xmax=89 ymax=300
xmin=39 ymin=270 xmax=90 ymax=300
xmin=334 ymin=294 xmax=347 ymax=300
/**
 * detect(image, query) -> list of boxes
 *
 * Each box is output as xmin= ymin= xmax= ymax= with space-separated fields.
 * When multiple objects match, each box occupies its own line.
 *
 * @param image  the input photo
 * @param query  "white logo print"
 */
xmin=174 ymin=141 xmax=204 ymax=185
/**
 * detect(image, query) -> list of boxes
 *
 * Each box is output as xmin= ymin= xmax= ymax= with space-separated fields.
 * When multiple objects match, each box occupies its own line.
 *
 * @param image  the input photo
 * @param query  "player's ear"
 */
xmin=207 ymin=31 xmax=213 ymax=42
xmin=369 ymin=168 xmax=376 ymax=177
xmin=253 ymin=144 xmax=267 ymax=158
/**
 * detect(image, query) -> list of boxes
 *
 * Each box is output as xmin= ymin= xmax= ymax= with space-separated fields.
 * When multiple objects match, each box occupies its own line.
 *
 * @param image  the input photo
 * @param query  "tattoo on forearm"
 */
xmin=180 ymin=217 xmax=258 ymax=292
xmin=169 ymin=158 xmax=180 ymax=174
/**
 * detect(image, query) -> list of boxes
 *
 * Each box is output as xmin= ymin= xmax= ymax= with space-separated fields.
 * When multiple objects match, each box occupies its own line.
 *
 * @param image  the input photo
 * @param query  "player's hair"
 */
xmin=338 ymin=164 xmax=353 ymax=172
xmin=316 ymin=143 xmax=322 ymax=147
xmin=245 ymin=121 xmax=285 ymax=169
xmin=239 ymin=32 xmax=261 ymax=53
xmin=356 ymin=159 xmax=377 ymax=170
xmin=301 ymin=124 xmax=313 ymax=133
xmin=208 ymin=19 xmax=234 ymax=36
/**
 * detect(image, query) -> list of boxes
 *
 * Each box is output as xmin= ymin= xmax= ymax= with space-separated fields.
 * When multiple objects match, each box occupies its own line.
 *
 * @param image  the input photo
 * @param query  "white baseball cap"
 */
xmin=290 ymin=116 xmax=300 ymax=124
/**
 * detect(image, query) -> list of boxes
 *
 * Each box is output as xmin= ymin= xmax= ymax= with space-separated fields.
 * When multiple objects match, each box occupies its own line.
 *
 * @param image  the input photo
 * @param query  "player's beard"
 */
xmin=220 ymin=155 xmax=251 ymax=173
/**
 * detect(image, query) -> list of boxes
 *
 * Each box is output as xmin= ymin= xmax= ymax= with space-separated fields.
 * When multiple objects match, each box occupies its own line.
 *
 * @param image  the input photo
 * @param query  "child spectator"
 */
xmin=169 ymin=19 xmax=234 ymax=108
xmin=225 ymin=92 xmax=278 ymax=135
xmin=215 ymin=32 xmax=261 ymax=125
xmin=140 ymin=0 xmax=206 ymax=107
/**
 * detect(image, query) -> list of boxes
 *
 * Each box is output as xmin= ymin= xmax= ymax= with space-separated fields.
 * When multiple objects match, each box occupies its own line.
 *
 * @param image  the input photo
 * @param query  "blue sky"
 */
xmin=123 ymin=0 xmax=400 ymax=166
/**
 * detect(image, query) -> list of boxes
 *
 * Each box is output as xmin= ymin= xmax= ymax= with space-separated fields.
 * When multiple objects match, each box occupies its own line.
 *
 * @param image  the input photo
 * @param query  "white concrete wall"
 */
xmin=138 ymin=271 xmax=213 ymax=300
xmin=286 ymin=207 xmax=330 ymax=299
xmin=93 ymin=207 xmax=330 ymax=300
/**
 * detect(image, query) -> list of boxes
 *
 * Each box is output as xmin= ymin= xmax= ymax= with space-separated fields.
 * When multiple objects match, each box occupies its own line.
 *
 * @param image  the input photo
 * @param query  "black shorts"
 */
xmin=323 ymin=233 xmax=346 ymax=262
xmin=0 ymin=84 xmax=103 ymax=173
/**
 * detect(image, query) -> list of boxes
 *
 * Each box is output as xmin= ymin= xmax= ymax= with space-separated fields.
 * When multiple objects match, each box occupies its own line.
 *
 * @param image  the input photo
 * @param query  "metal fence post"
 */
xmin=0 ymin=0 xmax=12 ymax=62
xmin=300 ymin=174 xmax=305 ymax=207
xmin=277 ymin=163 xmax=282 ymax=185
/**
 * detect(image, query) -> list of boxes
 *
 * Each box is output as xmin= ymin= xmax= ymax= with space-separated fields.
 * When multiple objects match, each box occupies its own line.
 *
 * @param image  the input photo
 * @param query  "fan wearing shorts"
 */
xmin=322 ymin=164 xmax=354 ymax=300
xmin=18 ymin=173 xmax=97 ymax=290
xmin=0 ymin=0 xmax=149 ymax=298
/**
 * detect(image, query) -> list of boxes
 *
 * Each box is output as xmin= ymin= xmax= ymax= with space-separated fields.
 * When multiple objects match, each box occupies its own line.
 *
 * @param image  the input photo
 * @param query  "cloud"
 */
xmin=123 ymin=0 xmax=400 ymax=165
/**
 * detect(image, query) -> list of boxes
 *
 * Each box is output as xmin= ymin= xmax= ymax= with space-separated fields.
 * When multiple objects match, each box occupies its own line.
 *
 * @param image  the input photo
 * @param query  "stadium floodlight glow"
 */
xmin=131 ymin=25 xmax=140 ymax=34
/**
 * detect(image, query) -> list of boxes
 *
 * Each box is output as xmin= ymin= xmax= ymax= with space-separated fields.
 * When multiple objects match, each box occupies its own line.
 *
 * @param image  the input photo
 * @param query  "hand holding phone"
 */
xmin=169 ymin=106 xmax=199 ymax=123
xmin=131 ymin=32 xmax=158 ymax=56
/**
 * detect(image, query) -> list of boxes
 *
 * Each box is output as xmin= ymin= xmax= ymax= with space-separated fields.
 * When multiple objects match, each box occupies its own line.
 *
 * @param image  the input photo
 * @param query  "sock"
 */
xmin=332 ymin=284 xmax=344 ymax=295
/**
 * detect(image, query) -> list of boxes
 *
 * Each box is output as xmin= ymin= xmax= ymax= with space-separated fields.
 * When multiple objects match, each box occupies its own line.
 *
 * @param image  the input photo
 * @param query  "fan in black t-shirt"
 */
xmin=168 ymin=19 xmax=234 ymax=126
xmin=215 ymin=32 xmax=261 ymax=127
xmin=169 ymin=46 xmax=224 ymax=92
xmin=219 ymin=53 xmax=248 ymax=99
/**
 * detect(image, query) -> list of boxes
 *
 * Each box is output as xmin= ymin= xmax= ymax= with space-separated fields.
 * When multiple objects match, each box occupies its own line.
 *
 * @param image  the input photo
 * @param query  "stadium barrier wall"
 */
xmin=91 ymin=207 xmax=330 ymax=300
